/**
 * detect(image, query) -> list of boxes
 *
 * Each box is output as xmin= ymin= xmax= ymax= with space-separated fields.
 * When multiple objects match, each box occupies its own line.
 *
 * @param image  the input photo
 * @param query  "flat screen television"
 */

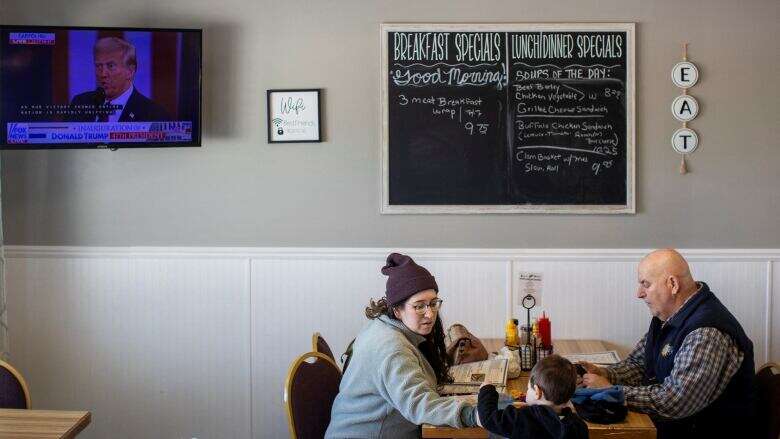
xmin=0 ymin=25 xmax=202 ymax=149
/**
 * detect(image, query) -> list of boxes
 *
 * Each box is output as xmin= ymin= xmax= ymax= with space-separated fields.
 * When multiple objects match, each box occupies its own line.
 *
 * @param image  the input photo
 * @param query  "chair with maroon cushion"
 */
xmin=284 ymin=351 xmax=341 ymax=439
xmin=311 ymin=332 xmax=336 ymax=364
xmin=0 ymin=359 xmax=31 ymax=409
xmin=756 ymin=362 xmax=780 ymax=439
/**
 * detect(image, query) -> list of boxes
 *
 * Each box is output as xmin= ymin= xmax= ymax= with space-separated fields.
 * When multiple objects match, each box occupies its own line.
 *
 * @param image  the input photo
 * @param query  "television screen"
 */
xmin=0 ymin=25 xmax=201 ymax=149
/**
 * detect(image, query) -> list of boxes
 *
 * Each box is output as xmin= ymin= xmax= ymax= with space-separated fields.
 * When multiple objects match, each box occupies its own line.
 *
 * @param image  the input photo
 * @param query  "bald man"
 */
xmin=581 ymin=249 xmax=755 ymax=439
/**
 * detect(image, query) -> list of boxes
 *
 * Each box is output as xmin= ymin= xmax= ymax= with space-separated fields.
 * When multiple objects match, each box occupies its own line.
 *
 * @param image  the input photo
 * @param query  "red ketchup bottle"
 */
xmin=538 ymin=311 xmax=552 ymax=348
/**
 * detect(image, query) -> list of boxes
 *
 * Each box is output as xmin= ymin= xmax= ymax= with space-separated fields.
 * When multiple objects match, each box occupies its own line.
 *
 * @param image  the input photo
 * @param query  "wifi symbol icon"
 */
xmin=272 ymin=118 xmax=284 ymax=136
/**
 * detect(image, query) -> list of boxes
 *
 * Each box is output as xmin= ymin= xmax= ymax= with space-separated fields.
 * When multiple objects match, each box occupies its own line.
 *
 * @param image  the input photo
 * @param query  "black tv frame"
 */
xmin=0 ymin=24 xmax=203 ymax=149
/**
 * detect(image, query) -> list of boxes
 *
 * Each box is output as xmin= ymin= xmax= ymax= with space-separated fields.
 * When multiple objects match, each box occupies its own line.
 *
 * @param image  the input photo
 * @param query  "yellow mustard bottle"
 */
xmin=505 ymin=319 xmax=518 ymax=347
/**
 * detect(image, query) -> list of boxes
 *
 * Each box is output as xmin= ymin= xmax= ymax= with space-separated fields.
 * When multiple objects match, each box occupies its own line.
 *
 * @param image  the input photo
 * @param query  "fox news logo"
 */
xmin=6 ymin=123 xmax=29 ymax=143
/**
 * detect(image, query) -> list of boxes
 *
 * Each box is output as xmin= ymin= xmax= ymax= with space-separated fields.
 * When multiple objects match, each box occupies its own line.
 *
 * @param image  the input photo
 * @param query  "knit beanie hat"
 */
xmin=381 ymin=253 xmax=438 ymax=306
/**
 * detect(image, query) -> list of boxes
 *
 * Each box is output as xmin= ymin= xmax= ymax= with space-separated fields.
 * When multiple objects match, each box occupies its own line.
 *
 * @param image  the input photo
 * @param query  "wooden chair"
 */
xmin=756 ymin=362 xmax=780 ymax=439
xmin=312 ymin=332 xmax=336 ymax=364
xmin=0 ymin=359 xmax=31 ymax=409
xmin=284 ymin=352 xmax=341 ymax=439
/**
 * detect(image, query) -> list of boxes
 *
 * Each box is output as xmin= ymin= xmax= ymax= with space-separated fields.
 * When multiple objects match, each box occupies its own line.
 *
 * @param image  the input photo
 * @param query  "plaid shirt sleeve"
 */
xmin=621 ymin=327 xmax=743 ymax=419
xmin=605 ymin=334 xmax=647 ymax=386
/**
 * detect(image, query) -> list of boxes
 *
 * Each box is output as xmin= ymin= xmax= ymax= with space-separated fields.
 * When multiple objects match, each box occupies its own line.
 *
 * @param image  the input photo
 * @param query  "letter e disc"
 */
xmin=671 ymin=61 xmax=699 ymax=88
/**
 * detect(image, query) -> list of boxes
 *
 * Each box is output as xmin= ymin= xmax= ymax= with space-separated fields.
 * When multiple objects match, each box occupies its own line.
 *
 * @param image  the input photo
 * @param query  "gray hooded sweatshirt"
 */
xmin=325 ymin=315 xmax=476 ymax=438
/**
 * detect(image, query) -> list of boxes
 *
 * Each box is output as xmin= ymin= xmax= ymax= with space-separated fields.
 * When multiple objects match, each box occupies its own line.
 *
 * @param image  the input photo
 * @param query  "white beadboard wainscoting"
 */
xmin=4 ymin=247 xmax=779 ymax=439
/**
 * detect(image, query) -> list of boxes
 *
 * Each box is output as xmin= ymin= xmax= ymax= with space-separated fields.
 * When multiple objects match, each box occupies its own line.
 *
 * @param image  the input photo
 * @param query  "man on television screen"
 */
xmin=69 ymin=37 xmax=171 ymax=122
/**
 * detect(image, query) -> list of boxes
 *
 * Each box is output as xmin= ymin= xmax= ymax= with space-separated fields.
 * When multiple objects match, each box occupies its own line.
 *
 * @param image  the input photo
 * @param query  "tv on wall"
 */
xmin=0 ymin=25 xmax=202 ymax=149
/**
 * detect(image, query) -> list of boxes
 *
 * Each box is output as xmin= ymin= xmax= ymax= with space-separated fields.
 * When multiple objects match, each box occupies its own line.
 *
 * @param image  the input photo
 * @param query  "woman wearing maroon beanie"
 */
xmin=326 ymin=253 xmax=478 ymax=438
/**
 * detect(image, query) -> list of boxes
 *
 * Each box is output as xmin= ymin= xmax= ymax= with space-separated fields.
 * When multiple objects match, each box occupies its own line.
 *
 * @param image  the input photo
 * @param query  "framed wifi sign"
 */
xmin=267 ymin=89 xmax=322 ymax=143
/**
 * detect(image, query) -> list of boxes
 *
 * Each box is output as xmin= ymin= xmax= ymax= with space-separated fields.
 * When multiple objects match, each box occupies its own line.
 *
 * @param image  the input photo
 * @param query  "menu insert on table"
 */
xmin=440 ymin=358 xmax=508 ymax=395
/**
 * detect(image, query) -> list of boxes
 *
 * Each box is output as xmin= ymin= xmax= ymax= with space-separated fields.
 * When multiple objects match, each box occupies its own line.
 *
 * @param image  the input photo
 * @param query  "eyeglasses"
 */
xmin=407 ymin=298 xmax=443 ymax=316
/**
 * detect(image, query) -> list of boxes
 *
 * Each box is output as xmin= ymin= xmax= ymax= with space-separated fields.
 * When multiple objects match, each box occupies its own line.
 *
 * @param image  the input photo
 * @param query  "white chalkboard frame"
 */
xmin=380 ymin=23 xmax=635 ymax=214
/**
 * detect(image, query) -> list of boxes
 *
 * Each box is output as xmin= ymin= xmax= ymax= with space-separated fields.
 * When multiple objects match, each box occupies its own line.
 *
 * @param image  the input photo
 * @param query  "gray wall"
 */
xmin=1 ymin=0 xmax=778 ymax=248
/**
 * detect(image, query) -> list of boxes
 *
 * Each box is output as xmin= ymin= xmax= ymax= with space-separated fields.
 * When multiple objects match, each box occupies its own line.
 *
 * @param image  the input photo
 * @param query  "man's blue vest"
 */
xmin=642 ymin=282 xmax=755 ymax=439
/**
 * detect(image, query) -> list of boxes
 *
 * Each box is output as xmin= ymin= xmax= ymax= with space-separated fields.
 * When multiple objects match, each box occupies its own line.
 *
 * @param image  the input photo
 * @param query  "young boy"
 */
xmin=477 ymin=354 xmax=588 ymax=439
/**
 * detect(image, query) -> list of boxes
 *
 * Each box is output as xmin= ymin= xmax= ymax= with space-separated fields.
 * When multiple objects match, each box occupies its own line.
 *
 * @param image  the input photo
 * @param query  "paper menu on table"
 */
xmin=441 ymin=384 xmax=507 ymax=396
xmin=450 ymin=358 xmax=508 ymax=385
xmin=439 ymin=358 xmax=508 ymax=395
xmin=561 ymin=351 xmax=621 ymax=365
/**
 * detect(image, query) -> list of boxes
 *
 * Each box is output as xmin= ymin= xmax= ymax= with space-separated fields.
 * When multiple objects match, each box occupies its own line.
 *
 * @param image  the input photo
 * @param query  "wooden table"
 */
xmin=423 ymin=340 xmax=656 ymax=439
xmin=0 ymin=409 xmax=91 ymax=439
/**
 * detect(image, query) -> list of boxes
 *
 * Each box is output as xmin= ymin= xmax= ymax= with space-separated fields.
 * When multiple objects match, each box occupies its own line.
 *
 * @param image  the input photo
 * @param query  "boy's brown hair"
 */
xmin=529 ymin=354 xmax=578 ymax=405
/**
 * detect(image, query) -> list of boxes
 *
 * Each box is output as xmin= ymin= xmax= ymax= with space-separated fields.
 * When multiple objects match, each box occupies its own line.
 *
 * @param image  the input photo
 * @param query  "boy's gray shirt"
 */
xmin=325 ymin=315 xmax=475 ymax=438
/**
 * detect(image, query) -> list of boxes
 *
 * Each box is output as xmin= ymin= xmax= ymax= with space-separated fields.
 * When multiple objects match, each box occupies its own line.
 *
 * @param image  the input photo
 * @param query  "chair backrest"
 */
xmin=340 ymin=338 xmax=356 ymax=373
xmin=312 ymin=332 xmax=336 ymax=364
xmin=0 ymin=360 xmax=31 ymax=409
xmin=284 ymin=352 xmax=341 ymax=439
xmin=756 ymin=362 xmax=780 ymax=439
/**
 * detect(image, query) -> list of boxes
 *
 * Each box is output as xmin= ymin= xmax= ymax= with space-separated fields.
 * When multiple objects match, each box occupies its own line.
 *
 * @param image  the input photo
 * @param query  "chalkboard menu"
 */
xmin=381 ymin=24 xmax=635 ymax=214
